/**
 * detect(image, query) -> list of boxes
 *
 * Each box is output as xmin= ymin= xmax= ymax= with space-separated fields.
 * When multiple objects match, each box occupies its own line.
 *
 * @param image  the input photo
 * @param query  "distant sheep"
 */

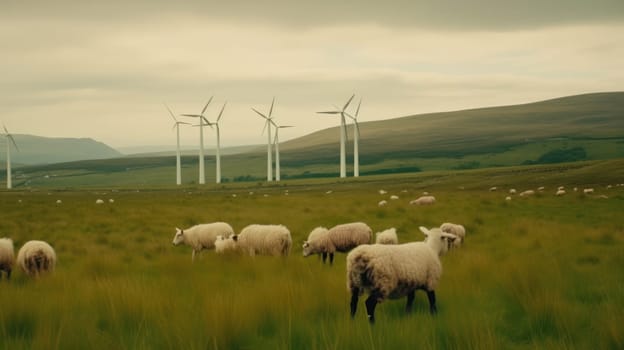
xmin=16 ymin=240 xmax=56 ymax=277
xmin=519 ymin=190 xmax=535 ymax=197
xmin=172 ymin=222 xmax=235 ymax=261
xmin=509 ymin=189 xmax=517 ymax=194
xmin=347 ymin=226 xmax=457 ymax=323
xmin=303 ymin=222 xmax=372 ymax=264
xmin=378 ymin=200 xmax=388 ymax=207
xmin=214 ymin=234 xmax=239 ymax=254
xmin=95 ymin=199 xmax=105 ymax=204
xmin=556 ymin=189 xmax=566 ymax=196
xmin=410 ymin=196 xmax=436 ymax=205
xmin=489 ymin=187 xmax=497 ymax=192
xmin=379 ymin=190 xmax=387 ymax=195
xmin=375 ymin=228 xmax=398 ymax=245
xmin=390 ymin=195 xmax=399 ymax=200
xmin=583 ymin=188 xmax=594 ymax=194
xmin=440 ymin=223 xmax=466 ymax=248
xmin=231 ymin=224 xmax=292 ymax=256
xmin=505 ymin=196 xmax=512 ymax=201
xmin=0 ymin=238 xmax=15 ymax=280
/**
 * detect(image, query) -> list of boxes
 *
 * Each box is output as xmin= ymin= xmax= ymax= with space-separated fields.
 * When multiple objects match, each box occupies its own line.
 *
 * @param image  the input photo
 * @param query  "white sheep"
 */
xmin=172 ymin=222 xmax=235 ymax=261
xmin=0 ymin=238 xmax=15 ymax=280
xmin=390 ymin=195 xmax=399 ymax=200
xmin=16 ymin=240 xmax=56 ymax=277
xmin=214 ymin=234 xmax=239 ymax=254
xmin=347 ymin=226 xmax=457 ymax=323
xmin=440 ymin=222 xmax=466 ymax=248
xmin=379 ymin=189 xmax=387 ymax=195
xmin=231 ymin=224 xmax=292 ymax=256
xmin=556 ymin=189 xmax=566 ymax=196
xmin=375 ymin=228 xmax=398 ymax=245
xmin=303 ymin=222 xmax=372 ymax=264
xmin=583 ymin=188 xmax=594 ymax=194
xmin=95 ymin=199 xmax=104 ymax=204
xmin=378 ymin=200 xmax=388 ymax=207
xmin=519 ymin=190 xmax=535 ymax=197
xmin=509 ymin=189 xmax=517 ymax=194
xmin=409 ymin=196 xmax=436 ymax=205
xmin=505 ymin=196 xmax=512 ymax=201
xmin=489 ymin=186 xmax=497 ymax=192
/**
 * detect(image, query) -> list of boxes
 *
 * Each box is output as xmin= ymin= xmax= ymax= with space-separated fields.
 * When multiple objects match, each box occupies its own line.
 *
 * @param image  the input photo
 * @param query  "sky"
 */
xmin=1 ymin=0 xmax=623 ymax=151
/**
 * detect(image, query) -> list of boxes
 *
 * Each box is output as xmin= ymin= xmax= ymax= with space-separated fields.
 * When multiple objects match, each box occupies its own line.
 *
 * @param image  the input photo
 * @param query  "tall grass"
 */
xmin=0 ymin=174 xmax=622 ymax=349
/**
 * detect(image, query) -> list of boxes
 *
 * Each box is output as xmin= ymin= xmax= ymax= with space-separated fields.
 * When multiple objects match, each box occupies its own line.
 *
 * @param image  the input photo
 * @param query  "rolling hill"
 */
xmin=3 ymin=92 xmax=624 ymax=188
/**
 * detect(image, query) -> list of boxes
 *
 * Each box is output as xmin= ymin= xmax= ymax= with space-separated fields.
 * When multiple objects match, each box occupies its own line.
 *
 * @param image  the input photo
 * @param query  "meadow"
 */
xmin=1 ymin=160 xmax=623 ymax=349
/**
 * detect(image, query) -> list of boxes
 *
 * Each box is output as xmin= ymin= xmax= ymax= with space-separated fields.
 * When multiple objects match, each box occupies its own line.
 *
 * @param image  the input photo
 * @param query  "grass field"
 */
xmin=1 ymin=160 xmax=623 ymax=349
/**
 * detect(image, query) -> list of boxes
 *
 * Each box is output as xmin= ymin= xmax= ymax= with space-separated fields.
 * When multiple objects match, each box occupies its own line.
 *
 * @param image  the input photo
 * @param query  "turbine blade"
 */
xmin=3 ymin=125 xmax=8 ymax=134
xmin=273 ymin=130 xmax=278 ymax=144
xmin=252 ymin=108 xmax=269 ymax=119
xmin=317 ymin=111 xmax=339 ymax=115
xmin=355 ymin=120 xmax=360 ymax=138
xmin=269 ymin=97 xmax=275 ymax=118
xmin=342 ymin=93 xmax=355 ymax=112
xmin=181 ymin=114 xmax=201 ymax=118
xmin=217 ymin=102 xmax=227 ymax=122
xmin=261 ymin=120 xmax=268 ymax=135
xmin=355 ymin=98 xmax=361 ymax=117
xmin=8 ymin=134 xmax=19 ymax=151
xmin=279 ymin=125 xmax=294 ymax=128
xmin=164 ymin=103 xmax=178 ymax=122
xmin=201 ymin=96 xmax=214 ymax=115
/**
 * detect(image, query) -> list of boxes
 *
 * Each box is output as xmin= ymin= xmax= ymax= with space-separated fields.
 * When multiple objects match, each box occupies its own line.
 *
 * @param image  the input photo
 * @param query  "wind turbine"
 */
xmin=252 ymin=97 xmax=275 ymax=182
xmin=204 ymin=102 xmax=227 ymax=184
xmin=272 ymin=122 xmax=293 ymax=182
xmin=165 ymin=104 xmax=190 ymax=185
xmin=181 ymin=97 xmax=213 ymax=185
xmin=317 ymin=94 xmax=355 ymax=178
xmin=3 ymin=125 xmax=19 ymax=189
xmin=345 ymin=98 xmax=362 ymax=177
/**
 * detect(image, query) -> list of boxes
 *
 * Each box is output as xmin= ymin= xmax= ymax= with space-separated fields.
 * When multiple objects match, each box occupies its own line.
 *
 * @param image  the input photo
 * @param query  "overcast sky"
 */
xmin=1 ymin=0 xmax=623 ymax=150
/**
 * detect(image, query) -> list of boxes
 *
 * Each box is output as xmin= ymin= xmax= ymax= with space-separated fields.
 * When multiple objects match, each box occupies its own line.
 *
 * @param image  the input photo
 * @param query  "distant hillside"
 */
xmin=279 ymin=92 xmax=624 ymax=162
xmin=0 ymin=135 xmax=121 ymax=166
xmin=121 ymin=144 xmax=264 ymax=158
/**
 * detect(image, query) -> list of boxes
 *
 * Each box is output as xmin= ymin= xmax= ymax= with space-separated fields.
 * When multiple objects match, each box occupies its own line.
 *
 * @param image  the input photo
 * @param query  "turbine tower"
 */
xmin=165 ymin=104 xmax=190 ymax=186
xmin=181 ymin=97 xmax=213 ymax=185
xmin=346 ymin=98 xmax=362 ymax=177
xmin=272 ymin=122 xmax=293 ymax=182
xmin=252 ymin=98 xmax=275 ymax=182
xmin=317 ymin=94 xmax=355 ymax=178
xmin=3 ymin=125 xmax=19 ymax=189
xmin=204 ymin=102 xmax=227 ymax=184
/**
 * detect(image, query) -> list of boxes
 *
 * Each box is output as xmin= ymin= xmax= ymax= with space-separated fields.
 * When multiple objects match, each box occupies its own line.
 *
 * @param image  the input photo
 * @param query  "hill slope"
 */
xmin=0 ymin=135 xmax=122 ymax=166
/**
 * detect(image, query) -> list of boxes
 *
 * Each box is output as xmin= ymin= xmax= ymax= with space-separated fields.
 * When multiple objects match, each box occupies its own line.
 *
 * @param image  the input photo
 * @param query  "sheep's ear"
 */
xmin=232 ymin=235 xmax=238 ymax=242
xmin=419 ymin=226 xmax=430 ymax=236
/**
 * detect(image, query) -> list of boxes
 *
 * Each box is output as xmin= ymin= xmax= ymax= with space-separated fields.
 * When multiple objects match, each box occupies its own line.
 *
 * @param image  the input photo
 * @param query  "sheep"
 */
xmin=440 ymin=222 xmax=466 ymax=248
xmin=378 ymin=200 xmax=388 ymax=207
xmin=375 ymin=228 xmax=398 ymax=245
xmin=214 ymin=234 xmax=239 ymax=254
xmin=509 ymin=189 xmax=517 ymax=194
xmin=409 ymin=196 xmax=436 ymax=205
xmin=0 ymin=238 xmax=15 ymax=280
xmin=538 ymin=186 xmax=545 ymax=191
xmin=347 ymin=226 xmax=457 ymax=323
xmin=231 ymin=224 xmax=292 ymax=256
xmin=505 ymin=196 xmax=512 ymax=201
xmin=489 ymin=186 xmax=497 ymax=192
xmin=379 ymin=189 xmax=387 ymax=195
xmin=583 ymin=188 xmax=594 ymax=194
xmin=172 ymin=222 xmax=235 ymax=261
xmin=303 ymin=222 xmax=372 ymax=264
xmin=390 ymin=195 xmax=399 ymax=200
xmin=556 ymin=189 xmax=566 ymax=196
xmin=519 ymin=190 xmax=535 ymax=197
xmin=95 ymin=199 xmax=104 ymax=204
xmin=56 ymin=199 xmax=62 ymax=204
xmin=16 ymin=240 xmax=56 ymax=277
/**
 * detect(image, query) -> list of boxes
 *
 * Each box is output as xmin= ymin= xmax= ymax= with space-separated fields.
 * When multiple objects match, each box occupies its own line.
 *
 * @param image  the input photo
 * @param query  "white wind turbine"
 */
xmin=345 ymin=98 xmax=362 ymax=177
xmin=252 ymin=98 xmax=275 ymax=182
xmin=317 ymin=94 xmax=355 ymax=178
xmin=3 ymin=125 xmax=19 ymax=189
xmin=165 ymin=104 xmax=190 ymax=186
xmin=204 ymin=102 xmax=227 ymax=184
xmin=181 ymin=97 xmax=213 ymax=185
xmin=272 ymin=121 xmax=293 ymax=182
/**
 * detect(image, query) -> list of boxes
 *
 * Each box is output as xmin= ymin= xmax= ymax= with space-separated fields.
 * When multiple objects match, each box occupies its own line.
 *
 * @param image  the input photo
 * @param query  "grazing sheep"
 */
xmin=489 ymin=186 xmax=497 ymax=192
xmin=375 ymin=228 xmax=398 ymax=245
xmin=440 ymin=222 xmax=466 ymax=248
xmin=232 ymin=224 xmax=292 ymax=256
xmin=172 ymin=222 xmax=235 ymax=261
xmin=95 ymin=199 xmax=104 ymax=204
xmin=378 ymin=200 xmax=388 ymax=207
xmin=583 ymin=188 xmax=594 ymax=194
xmin=519 ymin=190 xmax=535 ymax=197
xmin=505 ymin=196 xmax=512 ymax=201
xmin=379 ymin=189 xmax=387 ymax=195
xmin=303 ymin=222 xmax=372 ymax=264
xmin=16 ymin=240 xmax=56 ymax=277
xmin=538 ymin=186 xmax=545 ymax=191
xmin=390 ymin=195 xmax=399 ymax=200
xmin=509 ymin=189 xmax=517 ymax=194
xmin=56 ymin=199 xmax=62 ymax=204
xmin=347 ymin=226 xmax=457 ymax=323
xmin=556 ymin=189 xmax=566 ymax=196
xmin=214 ymin=234 xmax=239 ymax=254
xmin=0 ymin=238 xmax=15 ymax=280
xmin=409 ymin=196 xmax=436 ymax=205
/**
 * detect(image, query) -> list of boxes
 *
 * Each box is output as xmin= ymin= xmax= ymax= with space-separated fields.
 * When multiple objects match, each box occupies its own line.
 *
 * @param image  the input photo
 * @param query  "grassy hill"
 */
xmin=3 ymin=92 xmax=623 ymax=188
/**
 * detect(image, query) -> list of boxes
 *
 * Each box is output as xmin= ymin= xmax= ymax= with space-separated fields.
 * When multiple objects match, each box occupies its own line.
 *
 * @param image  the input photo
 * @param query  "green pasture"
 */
xmin=0 ymin=160 xmax=623 ymax=349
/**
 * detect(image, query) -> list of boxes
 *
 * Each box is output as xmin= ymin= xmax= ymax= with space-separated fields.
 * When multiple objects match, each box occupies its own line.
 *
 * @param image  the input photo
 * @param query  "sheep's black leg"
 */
xmin=322 ymin=252 xmax=327 ymax=263
xmin=350 ymin=288 xmax=359 ymax=318
xmin=329 ymin=253 xmax=334 ymax=265
xmin=426 ymin=290 xmax=437 ymax=314
xmin=365 ymin=295 xmax=379 ymax=324
xmin=405 ymin=290 xmax=415 ymax=314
